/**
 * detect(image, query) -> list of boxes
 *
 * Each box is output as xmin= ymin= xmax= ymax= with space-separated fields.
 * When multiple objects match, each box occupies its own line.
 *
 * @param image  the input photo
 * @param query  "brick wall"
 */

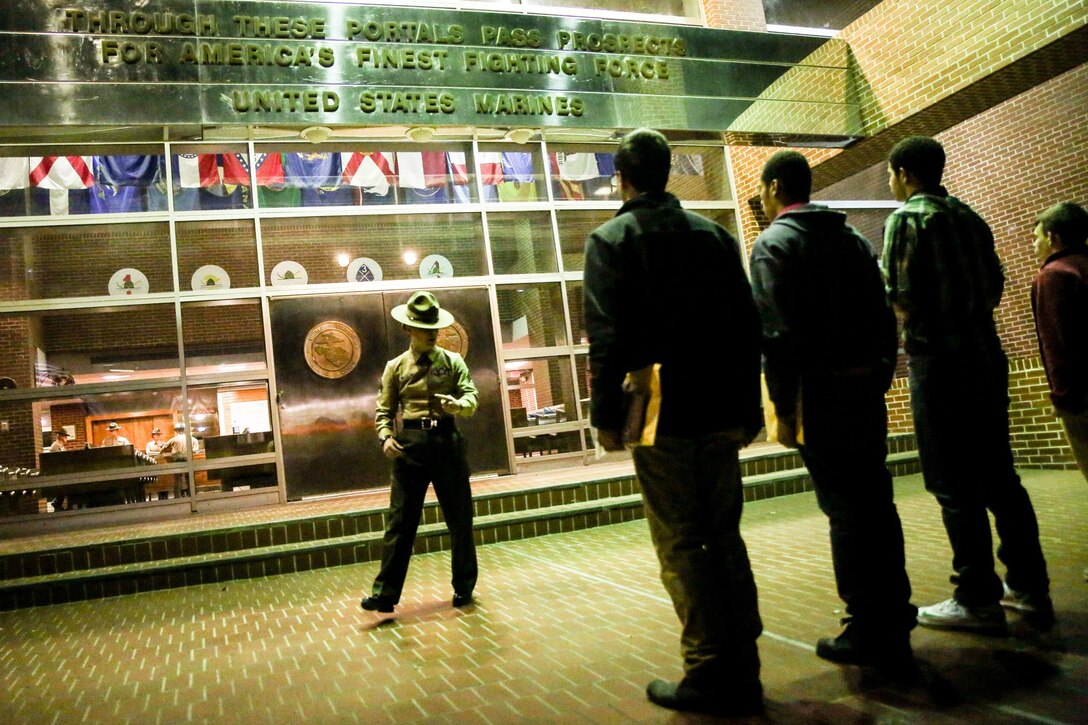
xmin=727 ymin=145 xmax=841 ymax=255
xmin=936 ymin=62 xmax=1088 ymax=360
xmin=702 ymin=0 xmax=765 ymax=31
xmin=722 ymin=0 xmax=1088 ymax=468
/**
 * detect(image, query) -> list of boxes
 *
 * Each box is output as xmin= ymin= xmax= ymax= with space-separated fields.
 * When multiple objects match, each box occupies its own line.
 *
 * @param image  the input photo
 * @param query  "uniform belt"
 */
xmin=401 ymin=417 xmax=455 ymax=431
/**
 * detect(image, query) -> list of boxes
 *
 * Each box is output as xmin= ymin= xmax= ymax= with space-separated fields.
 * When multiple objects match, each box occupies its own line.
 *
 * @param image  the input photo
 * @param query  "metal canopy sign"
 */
xmin=0 ymin=1 xmax=856 ymax=134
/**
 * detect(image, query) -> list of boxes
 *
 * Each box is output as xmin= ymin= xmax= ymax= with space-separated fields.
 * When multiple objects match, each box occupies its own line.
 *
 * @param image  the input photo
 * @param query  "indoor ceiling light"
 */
xmin=300 ymin=126 xmax=332 ymax=144
xmin=406 ymin=126 xmax=435 ymax=143
xmin=504 ymin=128 xmax=535 ymax=144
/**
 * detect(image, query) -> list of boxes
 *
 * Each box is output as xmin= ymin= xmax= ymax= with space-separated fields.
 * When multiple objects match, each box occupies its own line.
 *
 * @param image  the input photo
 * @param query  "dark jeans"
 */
xmin=633 ymin=432 xmax=762 ymax=690
xmin=799 ymin=376 xmax=916 ymax=636
xmin=371 ymin=427 xmax=478 ymax=602
xmin=909 ymin=348 xmax=1049 ymax=605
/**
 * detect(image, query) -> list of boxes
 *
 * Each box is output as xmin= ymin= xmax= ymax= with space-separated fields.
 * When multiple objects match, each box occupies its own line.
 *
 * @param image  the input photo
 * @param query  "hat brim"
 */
xmin=391 ymin=304 xmax=455 ymax=330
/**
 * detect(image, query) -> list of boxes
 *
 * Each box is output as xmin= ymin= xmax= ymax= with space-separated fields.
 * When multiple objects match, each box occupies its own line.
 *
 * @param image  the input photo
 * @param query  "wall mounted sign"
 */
xmin=108 ymin=268 xmax=149 ymax=296
xmin=0 ymin=2 xmax=856 ymax=137
xmin=191 ymin=264 xmax=231 ymax=291
xmin=419 ymin=253 xmax=453 ymax=279
xmin=270 ymin=260 xmax=308 ymax=286
xmin=304 ymin=320 xmax=362 ymax=379
xmin=346 ymin=256 xmax=383 ymax=282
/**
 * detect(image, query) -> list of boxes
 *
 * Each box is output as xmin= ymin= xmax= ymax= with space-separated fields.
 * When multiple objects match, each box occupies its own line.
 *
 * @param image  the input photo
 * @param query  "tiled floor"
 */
xmin=1 ymin=469 xmax=1085 ymax=724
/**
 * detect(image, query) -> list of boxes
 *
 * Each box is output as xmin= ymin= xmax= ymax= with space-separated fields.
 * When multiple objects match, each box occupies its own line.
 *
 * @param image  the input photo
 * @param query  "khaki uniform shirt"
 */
xmin=101 ymin=434 xmax=130 ymax=447
xmin=48 ymin=439 xmax=67 ymax=452
xmin=375 ymin=346 xmax=478 ymax=441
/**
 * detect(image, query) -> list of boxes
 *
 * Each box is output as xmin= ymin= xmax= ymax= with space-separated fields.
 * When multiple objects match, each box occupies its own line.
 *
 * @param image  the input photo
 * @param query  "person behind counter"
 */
xmin=159 ymin=422 xmax=200 ymax=498
xmin=360 ymin=290 xmax=479 ymax=615
xmin=101 ymin=421 xmax=130 ymax=447
xmin=145 ymin=427 xmax=163 ymax=457
xmin=48 ymin=429 xmax=70 ymax=452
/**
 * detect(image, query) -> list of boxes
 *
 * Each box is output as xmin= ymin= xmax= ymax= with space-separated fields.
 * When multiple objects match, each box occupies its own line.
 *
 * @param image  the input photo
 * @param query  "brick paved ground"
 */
xmin=1 ymin=470 xmax=1085 ymax=724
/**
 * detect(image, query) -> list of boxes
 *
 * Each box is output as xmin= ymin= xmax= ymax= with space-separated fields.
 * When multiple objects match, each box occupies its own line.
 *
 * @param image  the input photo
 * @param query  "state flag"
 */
xmin=284 ymin=152 xmax=342 ymax=189
xmin=95 ymin=155 xmax=158 ymax=187
xmin=341 ymin=152 xmax=394 ymax=195
xmin=30 ymin=156 xmax=94 ymax=189
xmin=447 ymin=152 xmax=469 ymax=185
xmin=501 ymin=153 xmax=535 ymax=183
xmin=396 ymin=152 xmax=447 ymax=189
xmin=175 ymin=154 xmax=221 ymax=188
xmin=555 ymin=153 xmax=599 ymax=181
xmin=89 ymin=185 xmax=143 ymax=214
xmin=477 ymin=152 xmax=504 ymax=185
xmin=0 ymin=158 xmax=29 ymax=190
xmin=671 ymin=153 xmax=704 ymax=176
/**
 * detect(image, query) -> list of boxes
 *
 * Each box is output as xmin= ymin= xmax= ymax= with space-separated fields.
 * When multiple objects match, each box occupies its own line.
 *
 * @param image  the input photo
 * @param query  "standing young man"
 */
xmin=361 ymin=291 xmax=479 ymax=614
xmin=750 ymin=151 xmax=915 ymax=673
xmin=883 ymin=136 xmax=1051 ymax=629
xmin=1031 ymin=202 xmax=1088 ymax=482
xmin=584 ymin=128 xmax=764 ymax=716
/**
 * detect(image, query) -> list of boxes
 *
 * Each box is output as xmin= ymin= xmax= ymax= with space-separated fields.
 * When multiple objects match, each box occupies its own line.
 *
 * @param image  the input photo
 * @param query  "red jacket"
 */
xmin=1032 ymin=246 xmax=1088 ymax=413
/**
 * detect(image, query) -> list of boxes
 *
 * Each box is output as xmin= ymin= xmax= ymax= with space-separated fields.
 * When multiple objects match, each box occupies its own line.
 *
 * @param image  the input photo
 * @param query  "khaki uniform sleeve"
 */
xmin=375 ymin=358 xmax=400 ymax=439
xmin=449 ymin=352 xmax=478 ymax=417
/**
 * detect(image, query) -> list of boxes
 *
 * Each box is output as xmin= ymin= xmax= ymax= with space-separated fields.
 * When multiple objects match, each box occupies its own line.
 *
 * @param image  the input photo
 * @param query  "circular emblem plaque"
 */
xmin=437 ymin=320 xmax=469 ymax=359
xmin=304 ymin=321 xmax=362 ymax=379
xmin=108 ymin=268 xmax=149 ymax=297
xmin=191 ymin=264 xmax=231 ymax=292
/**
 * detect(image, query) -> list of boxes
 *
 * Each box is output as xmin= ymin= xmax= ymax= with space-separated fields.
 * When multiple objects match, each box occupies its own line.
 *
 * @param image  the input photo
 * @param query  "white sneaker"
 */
xmin=916 ymin=597 xmax=1006 ymax=632
xmin=1000 ymin=583 xmax=1054 ymax=618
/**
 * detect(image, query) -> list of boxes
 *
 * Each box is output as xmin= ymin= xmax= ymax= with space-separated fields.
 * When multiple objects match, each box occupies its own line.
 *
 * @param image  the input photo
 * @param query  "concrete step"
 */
xmin=0 ymin=435 xmax=920 ymax=610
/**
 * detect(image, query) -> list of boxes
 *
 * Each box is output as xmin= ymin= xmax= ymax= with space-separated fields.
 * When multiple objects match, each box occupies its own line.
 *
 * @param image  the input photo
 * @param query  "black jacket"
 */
xmin=584 ymin=192 xmax=762 ymax=438
xmin=749 ymin=204 xmax=897 ymax=415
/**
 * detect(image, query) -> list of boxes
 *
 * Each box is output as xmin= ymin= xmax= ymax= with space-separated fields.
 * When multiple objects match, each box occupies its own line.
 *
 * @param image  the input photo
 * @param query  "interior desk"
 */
xmin=202 ymin=432 xmax=276 ymax=492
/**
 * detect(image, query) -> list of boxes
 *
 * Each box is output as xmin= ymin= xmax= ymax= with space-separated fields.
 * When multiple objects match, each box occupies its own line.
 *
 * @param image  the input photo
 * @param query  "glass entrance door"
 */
xmin=270 ymin=288 xmax=508 ymax=500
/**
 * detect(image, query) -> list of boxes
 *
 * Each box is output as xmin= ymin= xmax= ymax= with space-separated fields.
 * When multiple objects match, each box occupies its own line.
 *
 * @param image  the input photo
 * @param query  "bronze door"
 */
xmin=270 ymin=288 xmax=508 ymax=500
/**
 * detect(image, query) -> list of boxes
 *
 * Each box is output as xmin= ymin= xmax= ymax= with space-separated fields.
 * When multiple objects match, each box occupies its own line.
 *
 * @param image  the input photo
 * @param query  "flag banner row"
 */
xmin=0 ymin=151 xmax=704 ymax=214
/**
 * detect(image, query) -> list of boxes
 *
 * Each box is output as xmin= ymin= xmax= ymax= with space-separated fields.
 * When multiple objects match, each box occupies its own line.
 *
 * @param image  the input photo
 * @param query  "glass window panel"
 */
xmin=260 ymin=212 xmax=486 ymax=284
xmin=477 ymin=144 xmax=546 ymax=204
xmin=201 ymin=462 xmax=278 ymax=494
xmin=514 ymin=429 xmax=583 ymax=459
xmin=547 ymin=144 xmax=619 ymax=202
xmin=0 ymin=304 xmax=180 ymax=389
xmin=188 ymin=381 xmax=276 ymax=494
xmin=170 ymin=145 xmax=253 ymax=211
xmin=253 ymin=144 xmax=477 ymax=209
xmin=0 ymin=388 xmax=193 ymax=517
xmin=568 ymin=281 xmax=587 ymax=346
xmin=497 ymin=284 xmax=568 ymax=350
xmin=0 ymin=146 xmax=165 ymax=219
xmin=182 ymin=300 xmax=266 ymax=375
xmin=488 ymin=211 xmax=558 ymax=274
xmin=556 ymin=209 xmax=613 ymax=272
xmin=835 ymin=209 xmax=891 ymax=256
xmin=574 ymin=354 xmax=591 ymax=419
xmin=668 ymin=146 xmax=729 ymax=201
xmin=0 ymin=221 xmax=171 ymax=302
xmin=176 ymin=219 xmax=260 ymax=291
xmin=505 ymin=355 xmax=575 ymax=429
xmin=704 ymin=209 xmax=740 ymax=239
xmin=763 ymin=0 xmax=880 ymax=31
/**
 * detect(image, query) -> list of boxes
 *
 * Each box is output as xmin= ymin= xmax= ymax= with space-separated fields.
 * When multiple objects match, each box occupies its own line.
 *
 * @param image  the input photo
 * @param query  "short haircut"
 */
xmin=888 ymin=136 xmax=945 ymax=188
xmin=1038 ymin=202 xmax=1088 ymax=247
xmin=614 ymin=128 xmax=671 ymax=194
xmin=760 ymin=150 xmax=811 ymax=203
